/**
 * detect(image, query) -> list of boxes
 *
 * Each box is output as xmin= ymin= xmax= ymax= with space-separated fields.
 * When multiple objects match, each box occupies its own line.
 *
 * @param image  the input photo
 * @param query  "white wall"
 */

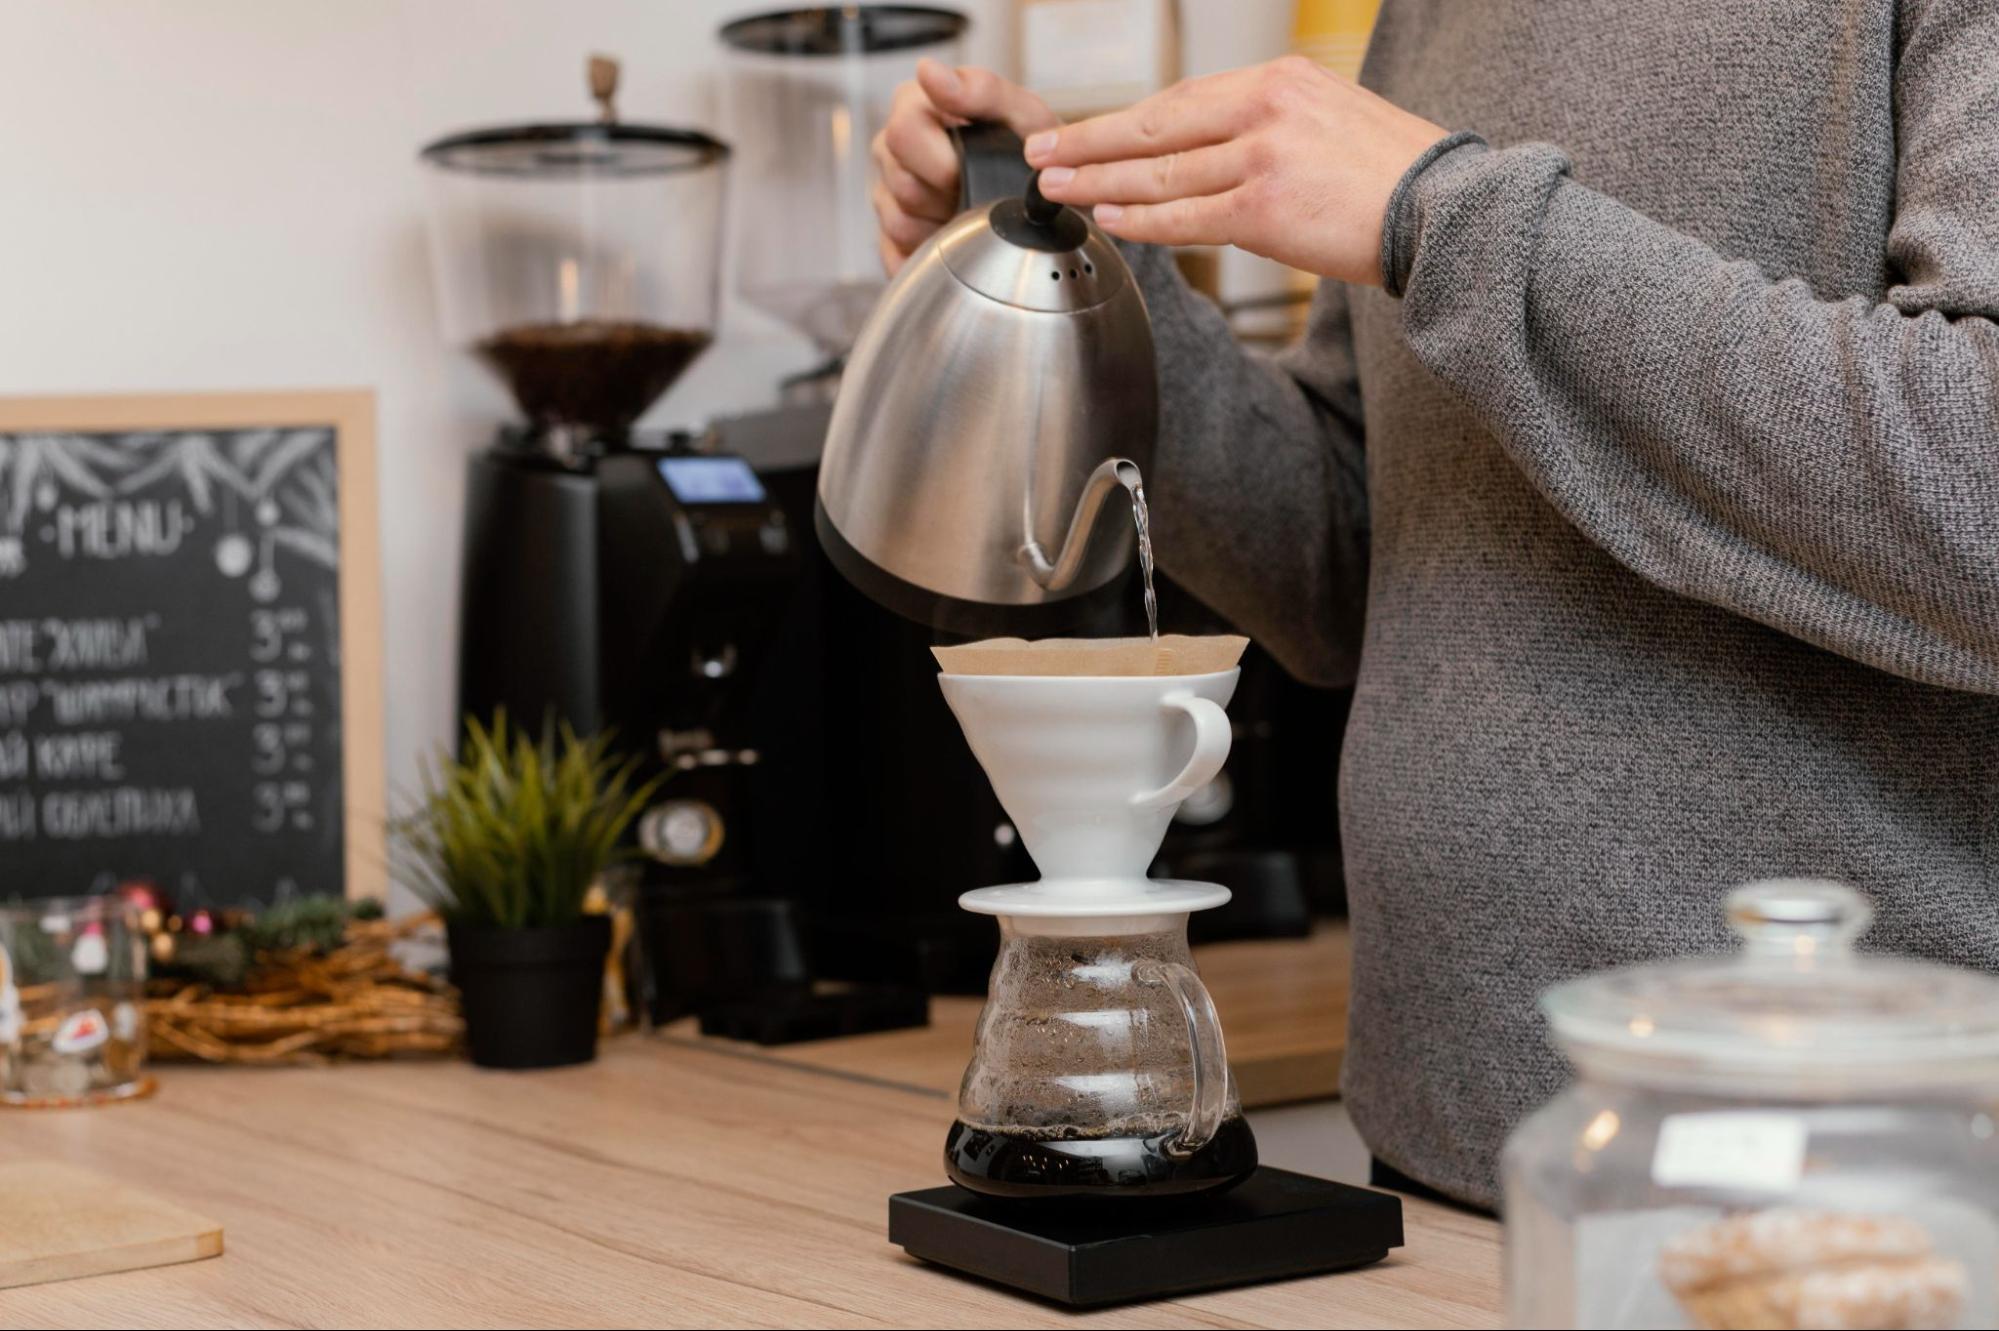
xmin=0 ymin=0 xmax=1288 ymax=903
xmin=0 ymin=0 xmax=1006 ymax=861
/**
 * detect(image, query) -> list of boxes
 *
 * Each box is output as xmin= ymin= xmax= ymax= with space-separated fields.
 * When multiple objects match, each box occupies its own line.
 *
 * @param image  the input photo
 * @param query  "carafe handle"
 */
xmin=1130 ymin=693 xmax=1231 ymax=810
xmin=1135 ymin=959 xmax=1231 ymax=1156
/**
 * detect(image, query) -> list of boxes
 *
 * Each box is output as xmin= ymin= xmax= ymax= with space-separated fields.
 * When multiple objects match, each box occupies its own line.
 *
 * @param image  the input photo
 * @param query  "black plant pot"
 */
xmin=447 ymin=916 xmax=611 ymax=1070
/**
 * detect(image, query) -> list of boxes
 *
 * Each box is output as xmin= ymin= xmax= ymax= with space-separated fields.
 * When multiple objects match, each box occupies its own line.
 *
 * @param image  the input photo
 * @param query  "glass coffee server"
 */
xmin=934 ymin=660 xmax=1261 ymax=1202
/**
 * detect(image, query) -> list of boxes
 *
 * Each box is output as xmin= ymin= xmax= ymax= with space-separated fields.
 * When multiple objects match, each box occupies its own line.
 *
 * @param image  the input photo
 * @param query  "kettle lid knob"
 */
xmin=1023 ymin=173 xmax=1062 ymax=227
xmin=950 ymin=123 xmax=1091 ymax=253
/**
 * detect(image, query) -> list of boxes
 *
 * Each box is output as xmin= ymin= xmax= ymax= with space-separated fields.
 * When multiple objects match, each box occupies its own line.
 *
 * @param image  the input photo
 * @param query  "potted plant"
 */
xmin=393 ymin=714 xmax=658 ymax=1069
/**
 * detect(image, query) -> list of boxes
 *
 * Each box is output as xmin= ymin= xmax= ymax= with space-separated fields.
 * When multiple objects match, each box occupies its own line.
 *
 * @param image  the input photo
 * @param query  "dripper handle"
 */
xmin=1130 ymin=693 xmax=1231 ymax=811
xmin=1135 ymin=959 xmax=1230 ymax=1157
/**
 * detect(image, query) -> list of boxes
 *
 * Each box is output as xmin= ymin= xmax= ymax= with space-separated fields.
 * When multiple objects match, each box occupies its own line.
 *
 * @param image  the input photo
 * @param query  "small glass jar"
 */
xmin=0 ymin=895 xmax=152 ymax=1107
xmin=1504 ymin=880 xmax=1999 ymax=1329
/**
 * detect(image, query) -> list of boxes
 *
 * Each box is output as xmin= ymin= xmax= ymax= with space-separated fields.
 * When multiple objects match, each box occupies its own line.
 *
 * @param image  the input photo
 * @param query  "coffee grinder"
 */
xmin=419 ymin=65 xmax=796 ymax=926
xmin=420 ymin=58 xmax=935 ymax=1041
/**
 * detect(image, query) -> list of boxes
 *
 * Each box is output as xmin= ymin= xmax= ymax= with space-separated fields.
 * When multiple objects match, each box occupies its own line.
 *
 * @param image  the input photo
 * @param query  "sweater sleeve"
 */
xmin=1383 ymin=0 xmax=1999 ymax=695
xmin=1127 ymin=245 xmax=1371 ymax=687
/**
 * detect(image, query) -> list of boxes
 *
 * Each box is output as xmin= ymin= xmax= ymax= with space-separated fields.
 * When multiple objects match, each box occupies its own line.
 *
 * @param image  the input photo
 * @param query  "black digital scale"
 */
xmin=890 ymin=1167 xmax=1404 ymax=1308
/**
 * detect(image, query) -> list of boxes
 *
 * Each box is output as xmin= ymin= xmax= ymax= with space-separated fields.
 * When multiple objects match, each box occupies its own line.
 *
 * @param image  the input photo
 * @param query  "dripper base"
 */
xmin=959 ymin=879 xmax=1229 ymax=926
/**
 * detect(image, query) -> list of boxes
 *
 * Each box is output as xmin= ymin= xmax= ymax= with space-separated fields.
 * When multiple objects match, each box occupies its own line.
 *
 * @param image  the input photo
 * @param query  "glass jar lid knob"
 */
xmin=1725 ymin=878 xmax=1872 ymax=960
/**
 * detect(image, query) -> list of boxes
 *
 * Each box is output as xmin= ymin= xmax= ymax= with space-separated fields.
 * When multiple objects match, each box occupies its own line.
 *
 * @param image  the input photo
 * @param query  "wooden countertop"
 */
xmin=0 ymin=927 xmax=1501 ymax=1329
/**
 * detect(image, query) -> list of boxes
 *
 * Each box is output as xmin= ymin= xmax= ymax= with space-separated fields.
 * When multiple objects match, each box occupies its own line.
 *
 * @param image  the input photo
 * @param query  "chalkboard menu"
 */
xmin=0 ymin=393 xmax=382 ymax=907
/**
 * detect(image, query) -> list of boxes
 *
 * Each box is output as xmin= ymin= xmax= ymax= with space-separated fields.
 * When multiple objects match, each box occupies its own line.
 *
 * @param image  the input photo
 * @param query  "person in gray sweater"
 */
xmin=871 ymin=1 xmax=1999 ymax=1209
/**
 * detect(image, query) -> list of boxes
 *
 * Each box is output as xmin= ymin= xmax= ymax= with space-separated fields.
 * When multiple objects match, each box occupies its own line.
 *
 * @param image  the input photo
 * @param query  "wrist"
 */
xmin=1379 ymin=130 xmax=1489 ymax=296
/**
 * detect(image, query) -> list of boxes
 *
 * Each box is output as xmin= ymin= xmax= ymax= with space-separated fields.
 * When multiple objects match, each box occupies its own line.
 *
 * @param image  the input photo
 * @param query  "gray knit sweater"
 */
xmin=1137 ymin=0 xmax=1999 ymax=1208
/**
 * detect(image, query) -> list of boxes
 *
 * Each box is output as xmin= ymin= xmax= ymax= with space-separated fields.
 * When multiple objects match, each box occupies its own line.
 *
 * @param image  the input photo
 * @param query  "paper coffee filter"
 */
xmin=931 ymin=634 xmax=1249 ymax=677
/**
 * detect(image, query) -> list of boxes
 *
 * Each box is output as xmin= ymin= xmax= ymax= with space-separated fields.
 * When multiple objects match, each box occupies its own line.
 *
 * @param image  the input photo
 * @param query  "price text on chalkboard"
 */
xmin=0 ymin=393 xmax=382 ymax=906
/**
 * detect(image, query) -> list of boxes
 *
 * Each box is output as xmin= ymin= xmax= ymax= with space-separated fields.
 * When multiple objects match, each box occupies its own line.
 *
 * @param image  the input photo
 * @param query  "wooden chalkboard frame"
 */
xmin=0 ymin=390 xmax=384 ymax=903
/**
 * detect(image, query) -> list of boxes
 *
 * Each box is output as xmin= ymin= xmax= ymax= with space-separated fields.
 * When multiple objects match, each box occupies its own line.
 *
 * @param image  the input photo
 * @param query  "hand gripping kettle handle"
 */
xmin=1135 ymin=959 xmax=1231 ymax=1156
xmin=1130 ymin=693 xmax=1231 ymax=811
xmin=949 ymin=121 xmax=1036 ymax=212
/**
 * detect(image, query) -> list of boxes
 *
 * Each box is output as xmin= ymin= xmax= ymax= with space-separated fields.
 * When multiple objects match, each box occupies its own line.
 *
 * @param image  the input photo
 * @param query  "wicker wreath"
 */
xmin=145 ymin=914 xmax=462 ymax=1063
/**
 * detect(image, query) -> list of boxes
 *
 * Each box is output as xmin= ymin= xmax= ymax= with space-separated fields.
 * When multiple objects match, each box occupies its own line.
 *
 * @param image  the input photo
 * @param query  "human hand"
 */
xmin=870 ymin=58 xmax=1061 ymax=276
xmin=1028 ymin=55 xmax=1448 ymax=286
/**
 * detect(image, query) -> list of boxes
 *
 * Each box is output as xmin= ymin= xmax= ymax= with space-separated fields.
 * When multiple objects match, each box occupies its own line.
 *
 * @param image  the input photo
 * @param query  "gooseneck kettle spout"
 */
xmin=1018 ymin=457 xmax=1141 ymax=591
xmin=815 ymin=121 xmax=1158 ymax=631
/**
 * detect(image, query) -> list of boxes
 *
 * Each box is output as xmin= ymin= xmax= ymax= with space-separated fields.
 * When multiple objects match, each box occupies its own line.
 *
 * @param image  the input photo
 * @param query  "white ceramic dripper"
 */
xmin=937 ymin=668 xmax=1240 ymax=925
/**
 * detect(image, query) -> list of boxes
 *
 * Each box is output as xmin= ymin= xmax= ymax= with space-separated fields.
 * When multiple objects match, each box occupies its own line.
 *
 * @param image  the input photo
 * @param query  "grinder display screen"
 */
xmin=658 ymin=455 xmax=766 ymax=504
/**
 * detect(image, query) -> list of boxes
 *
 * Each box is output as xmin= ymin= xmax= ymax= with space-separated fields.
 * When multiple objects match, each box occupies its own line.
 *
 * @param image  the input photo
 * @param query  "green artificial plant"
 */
xmin=392 ymin=713 xmax=660 ymax=930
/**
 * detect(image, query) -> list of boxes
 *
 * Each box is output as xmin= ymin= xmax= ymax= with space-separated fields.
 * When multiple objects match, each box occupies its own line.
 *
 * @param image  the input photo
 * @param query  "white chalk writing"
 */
xmin=0 ymin=617 xmax=157 ymax=674
xmin=33 ymin=731 xmax=125 ymax=781
xmin=0 ymin=683 xmax=36 ymax=727
xmin=0 ymin=790 xmax=32 ymax=840
xmin=40 ymin=787 xmax=200 ymax=839
xmin=38 ymin=674 xmax=239 ymax=725
xmin=50 ymin=499 xmax=192 ymax=560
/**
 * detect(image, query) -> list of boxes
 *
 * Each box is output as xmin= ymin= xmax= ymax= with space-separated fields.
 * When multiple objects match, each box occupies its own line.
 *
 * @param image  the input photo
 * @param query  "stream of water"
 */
xmin=1122 ymin=472 xmax=1158 ymax=642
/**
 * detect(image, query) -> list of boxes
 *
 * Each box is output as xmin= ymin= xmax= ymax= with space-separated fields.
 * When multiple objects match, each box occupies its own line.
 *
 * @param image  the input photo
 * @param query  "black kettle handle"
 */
xmin=950 ymin=121 xmax=1035 ymax=212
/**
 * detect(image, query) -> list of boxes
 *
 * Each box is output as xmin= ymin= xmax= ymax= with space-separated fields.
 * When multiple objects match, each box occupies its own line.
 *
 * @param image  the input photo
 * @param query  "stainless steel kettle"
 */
xmin=816 ymin=123 xmax=1156 ymax=628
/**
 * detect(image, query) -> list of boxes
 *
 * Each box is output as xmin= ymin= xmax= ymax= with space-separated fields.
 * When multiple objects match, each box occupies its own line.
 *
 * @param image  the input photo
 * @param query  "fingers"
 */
xmin=882 ymin=80 xmax=960 ymax=192
xmin=1026 ymin=68 xmax=1257 ymax=167
xmin=872 ymin=179 xmax=936 ymax=255
xmin=918 ymin=59 xmax=1061 ymax=137
xmin=1092 ymin=191 xmax=1241 ymax=248
xmin=879 ymin=231 xmax=910 ymax=278
xmin=875 ymin=62 xmax=1061 ymax=270
xmin=872 ymin=133 xmax=953 ymax=223
xmin=1036 ymin=142 xmax=1245 ymax=207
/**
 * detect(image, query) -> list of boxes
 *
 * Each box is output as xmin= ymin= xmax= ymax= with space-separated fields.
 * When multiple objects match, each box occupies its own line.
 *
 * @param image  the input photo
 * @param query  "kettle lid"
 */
xmin=934 ymin=183 xmax=1131 ymax=313
xmin=937 ymin=124 xmax=1132 ymax=314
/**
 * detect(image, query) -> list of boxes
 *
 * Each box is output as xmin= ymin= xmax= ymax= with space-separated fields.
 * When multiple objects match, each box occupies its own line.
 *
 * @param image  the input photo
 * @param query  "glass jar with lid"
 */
xmin=1504 ymin=879 xmax=1999 ymax=1329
